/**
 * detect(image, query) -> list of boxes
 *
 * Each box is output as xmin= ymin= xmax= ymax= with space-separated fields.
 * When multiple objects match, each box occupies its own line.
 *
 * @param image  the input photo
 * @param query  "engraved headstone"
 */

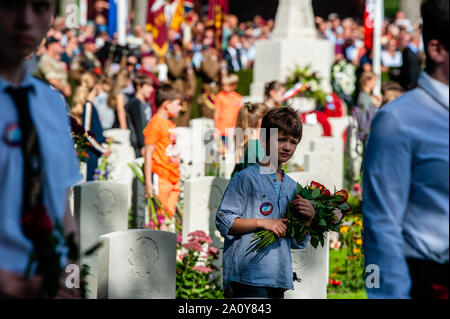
xmin=97 ymin=229 xmax=176 ymax=299
xmin=74 ymin=181 xmax=129 ymax=298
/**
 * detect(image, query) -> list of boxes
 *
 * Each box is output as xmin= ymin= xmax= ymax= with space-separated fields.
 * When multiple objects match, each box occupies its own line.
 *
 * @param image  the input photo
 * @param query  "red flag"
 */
xmin=208 ymin=0 xmax=229 ymax=20
xmin=208 ymin=0 xmax=229 ymax=50
xmin=147 ymin=0 xmax=169 ymax=57
xmin=363 ymin=0 xmax=375 ymax=52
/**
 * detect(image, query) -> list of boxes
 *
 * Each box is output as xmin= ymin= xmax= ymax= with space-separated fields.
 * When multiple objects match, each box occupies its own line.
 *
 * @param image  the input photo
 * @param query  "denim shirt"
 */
xmin=363 ymin=72 xmax=449 ymax=298
xmin=216 ymin=163 xmax=310 ymax=291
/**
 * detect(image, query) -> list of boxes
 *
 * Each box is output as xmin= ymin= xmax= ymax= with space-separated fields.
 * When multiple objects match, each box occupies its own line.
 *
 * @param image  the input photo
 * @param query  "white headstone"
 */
xmin=286 ymin=172 xmax=330 ymax=299
xmin=189 ymin=118 xmax=215 ymax=168
xmin=304 ymin=151 xmax=342 ymax=190
xmin=288 ymin=124 xmax=323 ymax=170
xmin=328 ymin=116 xmax=350 ymax=140
xmin=176 ymin=127 xmax=193 ymax=164
xmin=97 ymin=229 xmax=176 ymax=299
xmin=182 ymin=177 xmax=230 ymax=286
xmin=310 ymin=137 xmax=344 ymax=190
xmin=103 ymin=129 xmax=136 ymax=207
xmin=182 ymin=177 xmax=229 ymax=244
xmin=74 ymin=181 xmax=129 ymax=298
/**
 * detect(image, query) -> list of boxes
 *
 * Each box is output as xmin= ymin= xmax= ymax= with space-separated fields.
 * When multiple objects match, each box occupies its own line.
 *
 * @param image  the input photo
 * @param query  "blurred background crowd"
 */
xmin=27 ymin=0 xmax=424 ymax=156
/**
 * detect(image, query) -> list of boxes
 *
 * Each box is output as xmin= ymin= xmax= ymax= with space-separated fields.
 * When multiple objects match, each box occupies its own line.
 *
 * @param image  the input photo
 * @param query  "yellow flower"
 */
xmin=355 ymin=220 xmax=362 ymax=227
xmin=356 ymin=239 xmax=363 ymax=246
xmin=353 ymin=248 xmax=361 ymax=254
xmin=340 ymin=226 xmax=349 ymax=234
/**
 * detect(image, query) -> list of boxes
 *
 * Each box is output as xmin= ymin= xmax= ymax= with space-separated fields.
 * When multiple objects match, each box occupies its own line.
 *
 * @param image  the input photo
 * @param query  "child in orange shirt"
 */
xmin=143 ymin=84 xmax=182 ymax=220
xmin=214 ymin=74 xmax=243 ymax=147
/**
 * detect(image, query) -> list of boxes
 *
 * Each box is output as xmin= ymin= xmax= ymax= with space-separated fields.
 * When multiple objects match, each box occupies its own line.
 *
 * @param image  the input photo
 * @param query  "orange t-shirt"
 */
xmin=143 ymin=114 xmax=180 ymax=184
xmin=214 ymin=91 xmax=242 ymax=136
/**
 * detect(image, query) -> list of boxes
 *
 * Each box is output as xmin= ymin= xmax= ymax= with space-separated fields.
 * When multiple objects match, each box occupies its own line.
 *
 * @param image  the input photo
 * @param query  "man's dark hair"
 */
xmin=260 ymin=107 xmax=303 ymax=146
xmin=154 ymin=84 xmax=182 ymax=108
xmin=421 ymin=0 xmax=449 ymax=70
xmin=132 ymin=74 xmax=153 ymax=91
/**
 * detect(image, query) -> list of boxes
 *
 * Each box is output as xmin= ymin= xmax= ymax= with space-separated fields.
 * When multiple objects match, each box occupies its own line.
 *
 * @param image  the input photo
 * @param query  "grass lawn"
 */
xmin=327 ymin=249 xmax=368 ymax=299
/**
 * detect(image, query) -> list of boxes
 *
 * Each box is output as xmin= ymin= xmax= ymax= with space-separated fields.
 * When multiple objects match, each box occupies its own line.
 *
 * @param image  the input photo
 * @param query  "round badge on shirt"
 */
xmin=3 ymin=123 xmax=22 ymax=147
xmin=260 ymin=202 xmax=274 ymax=216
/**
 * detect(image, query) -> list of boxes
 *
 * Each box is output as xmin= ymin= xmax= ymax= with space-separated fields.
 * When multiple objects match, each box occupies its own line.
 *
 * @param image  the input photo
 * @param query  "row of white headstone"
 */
xmin=72 ymin=128 xmax=177 ymax=299
xmin=70 ymin=115 xmax=349 ymax=299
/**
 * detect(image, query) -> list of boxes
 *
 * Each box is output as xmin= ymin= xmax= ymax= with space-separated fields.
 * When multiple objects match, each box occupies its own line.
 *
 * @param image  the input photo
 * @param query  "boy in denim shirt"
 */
xmin=216 ymin=107 xmax=315 ymax=299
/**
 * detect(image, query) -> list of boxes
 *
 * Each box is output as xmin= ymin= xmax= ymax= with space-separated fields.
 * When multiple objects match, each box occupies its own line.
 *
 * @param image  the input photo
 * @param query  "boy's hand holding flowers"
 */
xmin=259 ymin=219 xmax=289 ymax=238
xmin=291 ymin=195 xmax=315 ymax=226
xmin=251 ymin=181 xmax=350 ymax=251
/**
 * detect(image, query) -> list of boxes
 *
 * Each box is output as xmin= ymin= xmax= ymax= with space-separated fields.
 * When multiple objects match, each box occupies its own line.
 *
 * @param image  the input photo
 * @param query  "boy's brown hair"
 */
xmin=260 ymin=107 xmax=303 ymax=145
xmin=155 ymin=83 xmax=182 ymax=108
xmin=132 ymin=74 xmax=153 ymax=91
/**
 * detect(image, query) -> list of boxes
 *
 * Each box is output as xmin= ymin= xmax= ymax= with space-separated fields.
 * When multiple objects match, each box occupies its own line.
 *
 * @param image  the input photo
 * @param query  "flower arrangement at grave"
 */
xmin=93 ymin=139 xmax=113 ymax=181
xmin=69 ymin=115 xmax=94 ymax=164
xmin=176 ymin=231 xmax=224 ymax=299
xmin=251 ymin=181 xmax=351 ymax=252
xmin=331 ymin=59 xmax=357 ymax=106
xmin=285 ymin=65 xmax=327 ymax=106
xmin=128 ymin=162 xmax=181 ymax=232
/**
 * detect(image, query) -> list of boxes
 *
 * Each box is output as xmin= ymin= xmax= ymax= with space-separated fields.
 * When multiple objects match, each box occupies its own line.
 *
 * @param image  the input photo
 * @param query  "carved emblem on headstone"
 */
xmin=128 ymin=237 xmax=159 ymax=278
xmin=92 ymin=188 xmax=117 ymax=218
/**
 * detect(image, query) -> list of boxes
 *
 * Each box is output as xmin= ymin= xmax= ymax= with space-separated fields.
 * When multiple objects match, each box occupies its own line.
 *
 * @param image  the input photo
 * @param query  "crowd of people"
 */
xmin=25 ymin=6 xmax=426 ymax=154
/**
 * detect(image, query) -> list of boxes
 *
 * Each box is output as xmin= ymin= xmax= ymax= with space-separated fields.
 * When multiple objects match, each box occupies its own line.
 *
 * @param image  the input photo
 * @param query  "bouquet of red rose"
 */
xmin=250 ymin=181 xmax=351 ymax=252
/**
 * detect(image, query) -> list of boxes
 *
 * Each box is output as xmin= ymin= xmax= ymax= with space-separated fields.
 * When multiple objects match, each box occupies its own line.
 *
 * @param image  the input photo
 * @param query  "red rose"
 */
xmin=310 ymin=181 xmax=325 ymax=191
xmin=334 ymin=190 xmax=349 ymax=202
xmin=322 ymin=189 xmax=331 ymax=196
xmin=21 ymin=205 xmax=54 ymax=241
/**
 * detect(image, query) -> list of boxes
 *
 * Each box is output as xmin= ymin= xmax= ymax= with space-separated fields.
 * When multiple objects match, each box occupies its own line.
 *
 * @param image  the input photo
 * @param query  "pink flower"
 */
xmin=158 ymin=215 xmax=166 ymax=225
xmin=145 ymin=222 xmax=157 ymax=229
xmin=208 ymin=246 xmax=219 ymax=255
xmin=188 ymin=230 xmax=208 ymax=238
xmin=192 ymin=266 xmax=212 ymax=274
xmin=177 ymin=235 xmax=183 ymax=244
xmin=183 ymin=242 xmax=204 ymax=252
xmin=176 ymin=250 xmax=183 ymax=262
xmin=195 ymin=236 xmax=213 ymax=245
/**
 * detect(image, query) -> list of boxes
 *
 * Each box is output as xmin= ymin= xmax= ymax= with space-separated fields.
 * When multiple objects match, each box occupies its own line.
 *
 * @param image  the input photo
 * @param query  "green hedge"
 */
xmin=190 ymin=69 xmax=254 ymax=119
